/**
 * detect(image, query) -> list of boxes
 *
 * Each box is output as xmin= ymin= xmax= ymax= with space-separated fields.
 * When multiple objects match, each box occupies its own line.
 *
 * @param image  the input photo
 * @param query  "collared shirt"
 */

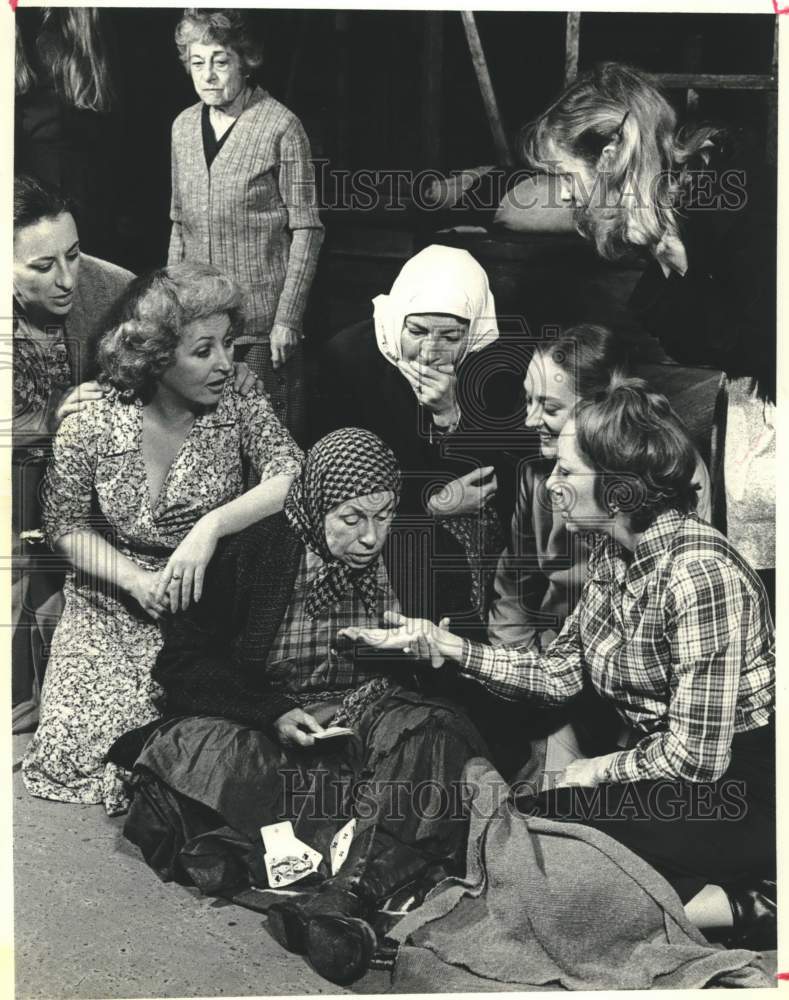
xmin=265 ymin=547 xmax=400 ymax=701
xmin=463 ymin=510 xmax=774 ymax=784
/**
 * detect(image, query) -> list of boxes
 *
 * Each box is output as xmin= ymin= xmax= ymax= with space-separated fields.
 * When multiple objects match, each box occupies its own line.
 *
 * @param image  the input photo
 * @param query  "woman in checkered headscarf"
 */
xmin=112 ymin=426 xmax=488 ymax=985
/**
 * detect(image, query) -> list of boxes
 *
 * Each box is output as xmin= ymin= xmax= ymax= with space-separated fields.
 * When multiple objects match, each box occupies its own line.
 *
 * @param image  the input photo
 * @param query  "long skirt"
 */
xmin=121 ymin=685 xmax=488 ymax=894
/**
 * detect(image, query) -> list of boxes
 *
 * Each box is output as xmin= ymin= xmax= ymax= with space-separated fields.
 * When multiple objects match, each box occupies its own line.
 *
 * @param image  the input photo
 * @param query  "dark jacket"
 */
xmin=312 ymin=320 xmax=528 ymax=626
xmin=151 ymin=513 xmax=303 ymax=732
xmin=630 ymin=141 xmax=776 ymax=402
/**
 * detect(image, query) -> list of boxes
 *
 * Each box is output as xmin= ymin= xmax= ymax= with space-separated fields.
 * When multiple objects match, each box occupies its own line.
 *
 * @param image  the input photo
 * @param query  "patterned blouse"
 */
xmin=461 ymin=510 xmax=774 ymax=785
xmin=13 ymin=321 xmax=72 ymax=427
xmin=43 ymin=383 xmax=303 ymax=559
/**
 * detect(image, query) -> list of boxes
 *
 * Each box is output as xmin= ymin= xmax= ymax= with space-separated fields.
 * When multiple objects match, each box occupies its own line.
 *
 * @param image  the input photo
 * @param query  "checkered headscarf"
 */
xmin=284 ymin=428 xmax=401 ymax=618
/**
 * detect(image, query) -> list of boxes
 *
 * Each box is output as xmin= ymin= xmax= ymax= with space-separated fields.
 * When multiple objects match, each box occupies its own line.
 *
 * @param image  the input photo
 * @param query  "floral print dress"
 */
xmin=22 ymin=383 xmax=302 ymax=814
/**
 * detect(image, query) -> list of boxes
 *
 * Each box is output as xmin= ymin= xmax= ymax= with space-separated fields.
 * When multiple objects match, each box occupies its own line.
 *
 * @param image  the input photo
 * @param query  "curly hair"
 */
xmin=573 ymin=375 xmax=699 ymax=533
xmin=174 ymin=8 xmax=263 ymax=74
xmin=97 ymin=263 xmax=245 ymax=399
xmin=522 ymin=62 xmax=725 ymax=260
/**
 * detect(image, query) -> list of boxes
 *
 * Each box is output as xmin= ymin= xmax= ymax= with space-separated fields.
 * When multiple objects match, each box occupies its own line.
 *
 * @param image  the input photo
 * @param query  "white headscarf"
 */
xmin=372 ymin=245 xmax=499 ymax=368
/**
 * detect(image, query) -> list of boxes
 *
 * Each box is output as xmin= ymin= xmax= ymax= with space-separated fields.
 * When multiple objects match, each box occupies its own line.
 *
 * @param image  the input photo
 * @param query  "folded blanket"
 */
xmin=389 ymin=759 xmax=771 ymax=991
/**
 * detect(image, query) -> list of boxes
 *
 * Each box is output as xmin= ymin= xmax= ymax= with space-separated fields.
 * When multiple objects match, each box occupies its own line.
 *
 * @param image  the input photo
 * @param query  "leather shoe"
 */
xmin=726 ymin=880 xmax=777 ymax=951
xmin=305 ymin=913 xmax=378 ymax=985
xmin=267 ymin=884 xmax=362 ymax=954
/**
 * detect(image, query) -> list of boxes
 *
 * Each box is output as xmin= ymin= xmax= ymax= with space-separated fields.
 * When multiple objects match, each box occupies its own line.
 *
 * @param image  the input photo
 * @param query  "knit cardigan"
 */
xmin=168 ymin=87 xmax=324 ymax=343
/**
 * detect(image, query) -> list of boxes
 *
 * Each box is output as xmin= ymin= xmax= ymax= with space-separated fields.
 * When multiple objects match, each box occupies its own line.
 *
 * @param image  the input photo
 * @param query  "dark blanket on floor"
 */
xmin=387 ymin=760 xmax=772 ymax=991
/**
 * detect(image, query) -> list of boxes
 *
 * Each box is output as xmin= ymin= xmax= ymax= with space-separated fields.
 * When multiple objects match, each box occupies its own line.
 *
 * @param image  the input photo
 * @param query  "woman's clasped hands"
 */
xmin=340 ymin=611 xmax=463 ymax=668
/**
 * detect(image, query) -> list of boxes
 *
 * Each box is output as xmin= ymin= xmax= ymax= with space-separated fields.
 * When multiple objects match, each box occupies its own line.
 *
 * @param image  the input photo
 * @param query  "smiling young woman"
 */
xmin=22 ymin=262 xmax=303 ymax=815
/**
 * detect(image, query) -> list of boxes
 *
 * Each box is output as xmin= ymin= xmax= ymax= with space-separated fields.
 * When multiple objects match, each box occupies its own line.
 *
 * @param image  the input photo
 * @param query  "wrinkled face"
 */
xmin=324 ymin=490 xmax=396 ymax=568
xmin=524 ymin=349 xmax=578 ymax=460
xmin=13 ymin=212 xmax=80 ymax=322
xmin=400 ymin=313 xmax=469 ymax=369
xmin=158 ymin=313 xmax=234 ymax=407
xmin=188 ymin=41 xmax=246 ymax=109
xmin=545 ymin=419 xmax=608 ymax=534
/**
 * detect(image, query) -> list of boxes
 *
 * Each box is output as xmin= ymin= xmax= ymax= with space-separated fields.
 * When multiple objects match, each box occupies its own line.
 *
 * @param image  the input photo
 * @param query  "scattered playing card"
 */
xmin=329 ymin=818 xmax=357 ymax=876
xmin=260 ymin=821 xmax=322 ymax=887
xmin=264 ymin=849 xmax=317 ymax=888
xmin=313 ymin=726 xmax=354 ymax=741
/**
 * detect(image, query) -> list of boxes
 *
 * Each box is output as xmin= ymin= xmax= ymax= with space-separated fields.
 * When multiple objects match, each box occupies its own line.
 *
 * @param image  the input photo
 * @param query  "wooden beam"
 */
xmin=766 ymin=16 xmax=779 ymax=166
xmin=565 ymin=12 xmax=581 ymax=85
xmin=654 ymin=72 xmax=776 ymax=91
xmin=460 ymin=11 xmax=513 ymax=166
xmin=421 ymin=13 xmax=444 ymax=169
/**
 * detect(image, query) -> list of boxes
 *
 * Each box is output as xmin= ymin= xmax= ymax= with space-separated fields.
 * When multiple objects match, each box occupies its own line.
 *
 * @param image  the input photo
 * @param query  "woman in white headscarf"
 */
xmin=315 ymin=244 xmax=524 ymax=644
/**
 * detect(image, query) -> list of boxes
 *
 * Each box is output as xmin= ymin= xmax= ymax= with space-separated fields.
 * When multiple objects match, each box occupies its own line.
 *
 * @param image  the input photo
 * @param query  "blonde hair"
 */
xmin=16 ymin=9 xmax=116 ymax=113
xmin=522 ymin=63 xmax=722 ymax=259
xmin=98 ymin=263 xmax=245 ymax=398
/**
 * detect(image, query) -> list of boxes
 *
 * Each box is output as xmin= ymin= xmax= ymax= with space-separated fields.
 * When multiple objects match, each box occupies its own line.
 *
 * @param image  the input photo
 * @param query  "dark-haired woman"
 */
xmin=168 ymin=8 xmax=324 ymax=438
xmin=522 ymin=61 xmax=776 ymax=607
xmin=347 ymin=379 xmax=775 ymax=949
xmin=12 ymin=173 xmax=134 ymax=733
xmin=22 ymin=263 xmax=302 ymax=814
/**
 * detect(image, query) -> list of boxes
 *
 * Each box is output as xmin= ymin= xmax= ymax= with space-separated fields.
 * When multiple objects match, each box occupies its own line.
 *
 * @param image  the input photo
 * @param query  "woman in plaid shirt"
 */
xmin=346 ymin=378 xmax=775 ymax=950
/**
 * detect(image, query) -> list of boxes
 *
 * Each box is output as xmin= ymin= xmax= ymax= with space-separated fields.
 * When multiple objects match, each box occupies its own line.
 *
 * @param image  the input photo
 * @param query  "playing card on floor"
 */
xmin=329 ymin=818 xmax=357 ymax=875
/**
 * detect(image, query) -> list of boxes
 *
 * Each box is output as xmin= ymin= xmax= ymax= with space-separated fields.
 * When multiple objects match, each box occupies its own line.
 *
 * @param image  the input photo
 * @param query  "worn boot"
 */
xmin=267 ymin=826 xmax=377 ymax=955
xmin=305 ymin=841 xmax=431 ymax=985
xmin=726 ymin=880 xmax=777 ymax=951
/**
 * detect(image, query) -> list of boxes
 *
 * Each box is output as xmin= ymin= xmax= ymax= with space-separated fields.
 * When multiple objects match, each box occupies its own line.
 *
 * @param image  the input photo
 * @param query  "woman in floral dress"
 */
xmin=22 ymin=262 xmax=303 ymax=814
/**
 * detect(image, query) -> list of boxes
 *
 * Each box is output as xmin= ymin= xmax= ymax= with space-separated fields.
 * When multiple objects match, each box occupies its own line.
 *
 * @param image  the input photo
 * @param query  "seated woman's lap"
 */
xmin=515 ymin=723 xmax=775 ymax=903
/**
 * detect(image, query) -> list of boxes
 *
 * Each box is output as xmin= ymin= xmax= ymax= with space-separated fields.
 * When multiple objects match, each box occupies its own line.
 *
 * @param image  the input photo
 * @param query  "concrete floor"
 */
xmin=12 ymin=734 xmax=389 ymax=999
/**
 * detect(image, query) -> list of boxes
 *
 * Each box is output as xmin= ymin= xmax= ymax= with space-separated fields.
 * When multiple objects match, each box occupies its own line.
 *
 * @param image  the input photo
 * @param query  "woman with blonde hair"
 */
xmin=22 ymin=263 xmax=302 ymax=815
xmin=15 ymin=8 xmax=120 ymax=256
xmin=521 ymin=63 xmax=775 ymax=602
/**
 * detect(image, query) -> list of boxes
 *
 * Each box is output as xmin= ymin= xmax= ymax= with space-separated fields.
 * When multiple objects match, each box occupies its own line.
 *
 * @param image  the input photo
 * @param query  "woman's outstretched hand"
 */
xmin=156 ymin=515 xmax=220 ymax=612
xmin=340 ymin=611 xmax=463 ymax=668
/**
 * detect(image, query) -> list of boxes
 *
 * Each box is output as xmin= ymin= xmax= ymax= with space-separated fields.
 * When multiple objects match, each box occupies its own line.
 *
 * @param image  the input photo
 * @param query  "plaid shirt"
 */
xmin=266 ymin=548 xmax=400 ymax=701
xmin=462 ymin=511 xmax=774 ymax=783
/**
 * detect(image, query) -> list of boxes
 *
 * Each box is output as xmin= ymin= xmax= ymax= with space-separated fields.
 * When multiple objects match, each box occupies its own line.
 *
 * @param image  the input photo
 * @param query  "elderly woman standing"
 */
xmin=22 ymin=263 xmax=302 ymax=814
xmin=169 ymin=8 xmax=324 ymax=440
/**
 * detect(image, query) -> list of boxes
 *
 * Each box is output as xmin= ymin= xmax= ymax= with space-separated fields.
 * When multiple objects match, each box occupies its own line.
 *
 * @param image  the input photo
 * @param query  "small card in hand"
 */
xmin=312 ymin=726 xmax=354 ymax=741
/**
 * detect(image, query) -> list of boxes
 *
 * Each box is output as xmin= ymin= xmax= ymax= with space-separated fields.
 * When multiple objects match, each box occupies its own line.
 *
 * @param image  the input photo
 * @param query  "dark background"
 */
xmin=14 ymin=8 xmax=778 ymax=341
